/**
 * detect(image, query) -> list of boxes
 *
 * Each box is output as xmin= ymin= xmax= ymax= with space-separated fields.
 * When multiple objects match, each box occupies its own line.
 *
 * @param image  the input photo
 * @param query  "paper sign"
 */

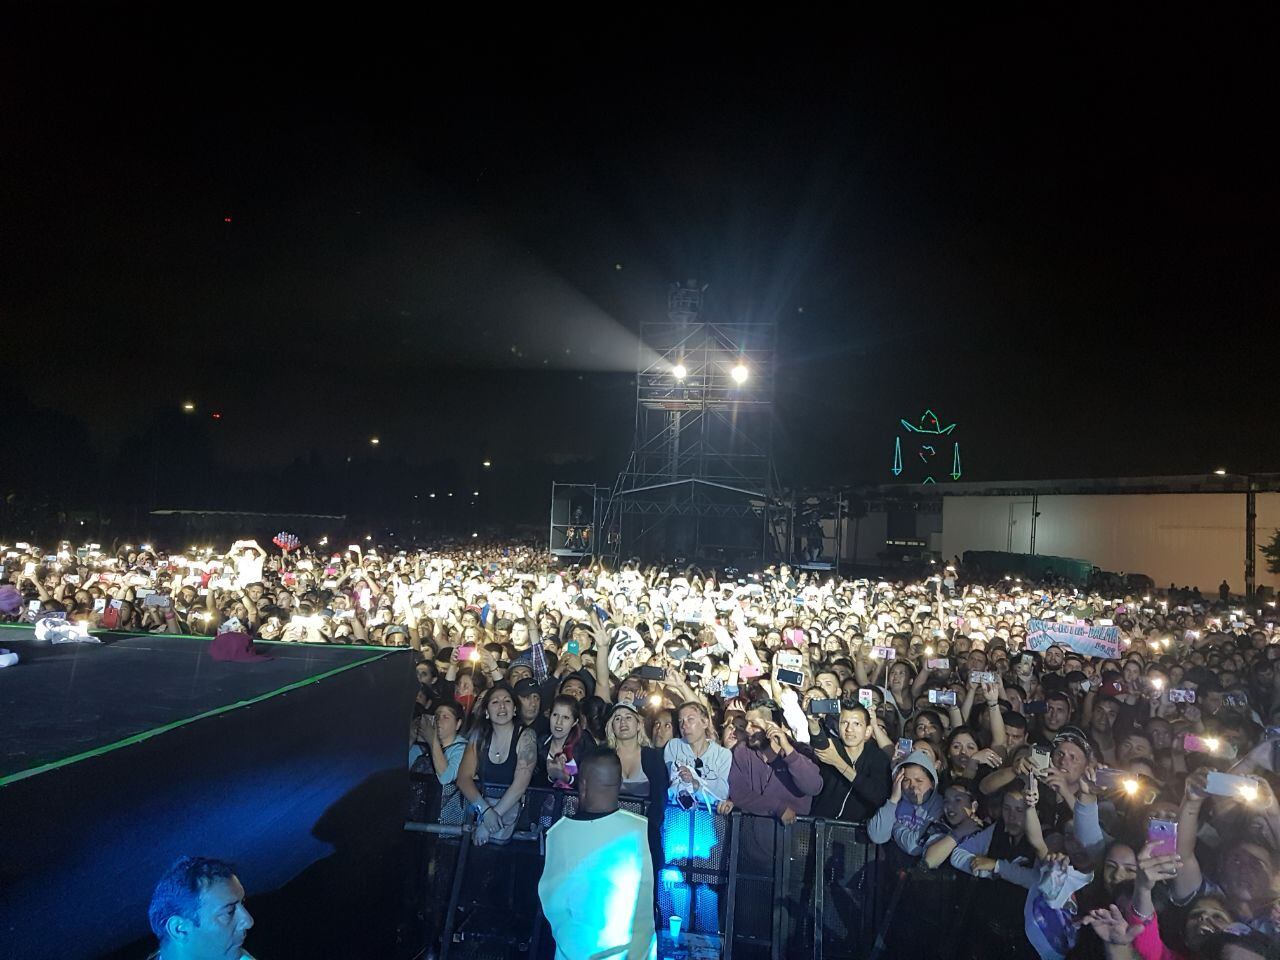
xmin=1026 ymin=618 xmax=1121 ymax=659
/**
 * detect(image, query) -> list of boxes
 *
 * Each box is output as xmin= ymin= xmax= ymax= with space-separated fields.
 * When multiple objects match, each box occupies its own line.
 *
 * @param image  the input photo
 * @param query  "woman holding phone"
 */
xmin=664 ymin=701 xmax=731 ymax=809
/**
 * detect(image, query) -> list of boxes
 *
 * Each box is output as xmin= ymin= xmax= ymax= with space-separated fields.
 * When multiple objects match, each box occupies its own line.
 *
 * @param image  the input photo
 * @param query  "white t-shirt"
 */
xmin=235 ymin=552 xmax=264 ymax=589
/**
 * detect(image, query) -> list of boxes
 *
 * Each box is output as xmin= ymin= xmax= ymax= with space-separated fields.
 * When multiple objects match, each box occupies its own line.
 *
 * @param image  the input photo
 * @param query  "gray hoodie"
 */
xmin=867 ymin=749 xmax=945 ymax=856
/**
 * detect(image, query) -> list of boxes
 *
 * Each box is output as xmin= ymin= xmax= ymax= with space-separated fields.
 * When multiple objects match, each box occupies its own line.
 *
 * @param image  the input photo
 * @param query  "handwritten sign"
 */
xmin=1026 ymin=618 xmax=1121 ymax=660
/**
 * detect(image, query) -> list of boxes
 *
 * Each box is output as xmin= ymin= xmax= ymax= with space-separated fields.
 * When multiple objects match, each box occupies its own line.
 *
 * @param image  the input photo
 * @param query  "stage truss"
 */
xmin=600 ymin=281 xmax=780 ymax=565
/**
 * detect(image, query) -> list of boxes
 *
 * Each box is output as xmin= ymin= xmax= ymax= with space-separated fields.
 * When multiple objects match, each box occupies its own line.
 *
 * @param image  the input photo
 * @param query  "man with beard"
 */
xmin=722 ymin=700 xmax=823 ymax=820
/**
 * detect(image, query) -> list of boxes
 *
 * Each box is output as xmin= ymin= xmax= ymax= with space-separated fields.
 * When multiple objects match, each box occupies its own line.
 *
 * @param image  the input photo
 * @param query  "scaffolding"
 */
xmin=600 ymin=281 xmax=779 ymax=565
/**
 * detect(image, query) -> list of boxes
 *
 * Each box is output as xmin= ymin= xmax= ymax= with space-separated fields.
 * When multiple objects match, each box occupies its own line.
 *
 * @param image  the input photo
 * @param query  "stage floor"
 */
xmin=0 ymin=626 xmax=396 ymax=782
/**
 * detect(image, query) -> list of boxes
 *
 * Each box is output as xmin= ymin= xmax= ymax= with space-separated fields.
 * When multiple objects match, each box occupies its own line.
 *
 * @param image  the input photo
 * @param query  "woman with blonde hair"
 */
xmin=605 ymin=700 xmax=668 ymax=869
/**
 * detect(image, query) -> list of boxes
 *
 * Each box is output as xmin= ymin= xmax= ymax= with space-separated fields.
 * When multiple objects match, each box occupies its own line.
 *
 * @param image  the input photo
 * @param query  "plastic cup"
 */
xmin=669 ymin=916 xmax=682 ymax=939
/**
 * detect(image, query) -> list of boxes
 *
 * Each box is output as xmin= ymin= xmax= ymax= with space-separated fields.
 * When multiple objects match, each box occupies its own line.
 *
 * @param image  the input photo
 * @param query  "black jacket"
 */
xmin=811 ymin=741 xmax=892 ymax=822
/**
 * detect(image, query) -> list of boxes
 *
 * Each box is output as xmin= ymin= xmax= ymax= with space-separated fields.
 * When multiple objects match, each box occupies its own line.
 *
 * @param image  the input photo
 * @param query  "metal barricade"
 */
xmin=406 ymin=791 xmax=974 ymax=960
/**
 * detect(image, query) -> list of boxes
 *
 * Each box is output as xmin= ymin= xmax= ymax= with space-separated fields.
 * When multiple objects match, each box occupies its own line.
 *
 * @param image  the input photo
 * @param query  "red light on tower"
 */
xmin=211 ymin=412 xmax=222 ymax=420
xmin=223 ymin=216 xmax=232 ymax=223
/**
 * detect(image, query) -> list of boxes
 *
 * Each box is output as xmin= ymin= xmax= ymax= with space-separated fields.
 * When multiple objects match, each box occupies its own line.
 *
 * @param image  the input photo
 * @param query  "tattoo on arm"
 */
xmin=516 ymin=730 xmax=536 ymax=772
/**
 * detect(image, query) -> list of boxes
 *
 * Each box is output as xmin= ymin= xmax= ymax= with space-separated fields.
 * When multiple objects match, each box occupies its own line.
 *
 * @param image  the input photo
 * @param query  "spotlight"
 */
xmin=731 ymin=363 xmax=748 ymax=384
xmin=672 ymin=364 xmax=687 ymax=381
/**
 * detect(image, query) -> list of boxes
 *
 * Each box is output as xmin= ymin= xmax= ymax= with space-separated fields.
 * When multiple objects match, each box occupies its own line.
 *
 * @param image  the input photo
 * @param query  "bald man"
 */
xmin=538 ymin=750 xmax=656 ymax=960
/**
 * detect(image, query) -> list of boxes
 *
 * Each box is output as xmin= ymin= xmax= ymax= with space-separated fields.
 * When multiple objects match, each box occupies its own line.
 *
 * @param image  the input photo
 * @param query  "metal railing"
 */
xmin=405 ymin=788 xmax=990 ymax=960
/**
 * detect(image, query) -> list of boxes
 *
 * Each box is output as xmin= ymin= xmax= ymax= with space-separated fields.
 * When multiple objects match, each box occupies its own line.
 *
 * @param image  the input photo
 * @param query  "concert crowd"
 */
xmin=4 ymin=536 xmax=1280 ymax=960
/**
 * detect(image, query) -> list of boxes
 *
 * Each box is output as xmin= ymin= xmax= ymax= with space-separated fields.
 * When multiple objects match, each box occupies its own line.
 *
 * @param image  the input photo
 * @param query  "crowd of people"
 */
xmin=6 ymin=535 xmax=1280 ymax=960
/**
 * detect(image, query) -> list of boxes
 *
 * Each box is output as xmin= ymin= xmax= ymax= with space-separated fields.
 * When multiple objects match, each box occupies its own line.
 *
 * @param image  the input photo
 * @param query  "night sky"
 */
xmin=4 ymin=11 xmax=1278 ymax=525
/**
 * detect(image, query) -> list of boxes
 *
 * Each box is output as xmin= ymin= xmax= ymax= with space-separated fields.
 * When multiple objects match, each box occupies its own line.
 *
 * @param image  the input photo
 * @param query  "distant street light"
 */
xmin=370 ymin=437 xmax=380 ymax=446
xmin=482 ymin=460 xmax=492 ymax=468
xmin=1214 ymin=468 xmax=1227 ymax=475
xmin=181 ymin=402 xmax=195 ymax=413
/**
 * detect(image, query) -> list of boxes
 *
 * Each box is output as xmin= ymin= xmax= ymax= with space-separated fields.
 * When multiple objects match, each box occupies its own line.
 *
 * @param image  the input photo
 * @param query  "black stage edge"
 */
xmin=0 ymin=627 xmax=415 ymax=960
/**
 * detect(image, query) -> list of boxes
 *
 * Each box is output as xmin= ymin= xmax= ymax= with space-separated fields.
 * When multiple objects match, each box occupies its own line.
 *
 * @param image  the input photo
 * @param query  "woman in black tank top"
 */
xmin=456 ymin=683 xmax=538 ymax=845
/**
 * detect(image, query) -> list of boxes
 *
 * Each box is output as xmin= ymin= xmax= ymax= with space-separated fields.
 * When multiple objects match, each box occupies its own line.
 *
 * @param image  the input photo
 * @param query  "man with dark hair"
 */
xmin=538 ymin=750 xmax=655 ymax=960
xmin=811 ymin=700 xmax=892 ymax=821
xmin=147 ymin=856 xmax=255 ymax=959
xmin=723 ymin=700 xmax=823 ymax=821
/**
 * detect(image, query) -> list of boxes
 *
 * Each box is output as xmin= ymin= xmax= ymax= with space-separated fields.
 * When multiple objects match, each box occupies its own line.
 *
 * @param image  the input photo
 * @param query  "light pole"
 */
xmin=1214 ymin=469 xmax=1257 ymax=602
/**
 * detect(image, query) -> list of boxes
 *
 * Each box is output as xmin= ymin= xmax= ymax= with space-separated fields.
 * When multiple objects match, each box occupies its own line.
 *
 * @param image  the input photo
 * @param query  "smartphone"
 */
xmin=143 ymin=594 xmax=171 ymax=609
xmin=926 ymin=658 xmax=950 ymax=670
xmin=872 ymin=645 xmax=897 ymax=661
xmin=857 ymin=687 xmax=875 ymax=710
xmin=1167 ymin=689 xmax=1196 ymax=703
xmin=1184 ymin=734 xmax=1222 ymax=755
xmin=929 ymin=689 xmax=957 ymax=707
xmin=1205 ymin=772 xmax=1259 ymax=800
xmin=893 ymin=737 xmax=913 ymax=763
xmin=682 ymin=659 xmax=706 ymax=676
xmin=971 ymin=670 xmax=998 ymax=685
xmin=456 ymin=645 xmax=476 ymax=661
xmin=566 ymin=639 xmax=581 ymax=656
xmin=1223 ymin=692 xmax=1249 ymax=709
xmin=1147 ymin=818 xmax=1178 ymax=857
xmin=1093 ymin=767 xmax=1125 ymax=791
xmin=808 ymin=698 xmax=840 ymax=715
xmin=776 ymin=668 xmax=805 ymax=687
xmin=777 ymin=650 xmax=804 ymax=670
xmin=676 ymin=792 xmax=696 ymax=811
xmin=1030 ymin=745 xmax=1052 ymax=775
xmin=1024 ymin=700 xmax=1048 ymax=716
xmin=638 ymin=665 xmax=665 ymax=681
xmin=739 ymin=664 xmax=763 ymax=680
xmin=93 ymin=598 xmax=106 ymax=613
xmin=23 ymin=562 xmax=36 ymax=576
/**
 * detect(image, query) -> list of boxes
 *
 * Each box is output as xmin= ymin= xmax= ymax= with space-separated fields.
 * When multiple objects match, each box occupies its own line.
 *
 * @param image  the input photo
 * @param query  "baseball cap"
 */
xmin=513 ymin=677 xmax=541 ymax=698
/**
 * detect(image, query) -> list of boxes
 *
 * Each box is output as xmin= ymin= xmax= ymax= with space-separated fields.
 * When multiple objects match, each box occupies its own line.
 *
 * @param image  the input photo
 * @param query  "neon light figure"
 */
xmin=892 ymin=409 xmax=962 ymax=483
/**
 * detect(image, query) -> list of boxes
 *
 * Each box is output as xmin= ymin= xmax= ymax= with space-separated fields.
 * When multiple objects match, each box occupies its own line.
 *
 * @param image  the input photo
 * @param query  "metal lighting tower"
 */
xmin=602 ymin=280 xmax=778 ymax=565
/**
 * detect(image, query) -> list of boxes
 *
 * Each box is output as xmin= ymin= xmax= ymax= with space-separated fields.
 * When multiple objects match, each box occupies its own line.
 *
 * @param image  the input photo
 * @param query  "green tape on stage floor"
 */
xmin=0 ymin=647 xmax=403 ymax=787
xmin=0 ymin=621 xmax=393 ymax=650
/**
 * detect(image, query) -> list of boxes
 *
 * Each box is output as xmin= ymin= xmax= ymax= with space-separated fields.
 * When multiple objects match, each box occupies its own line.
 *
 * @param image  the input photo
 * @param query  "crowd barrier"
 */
xmin=405 ymin=788 xmax=1011 ymax=960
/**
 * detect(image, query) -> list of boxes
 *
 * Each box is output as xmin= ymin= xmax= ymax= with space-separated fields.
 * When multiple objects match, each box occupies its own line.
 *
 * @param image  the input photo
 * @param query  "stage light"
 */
xmin=672 ymin=363 xmax=687 ymax=381
xmin=473 ymin=491 xmax=480 ymax=497
xmin=429 ymin=493 xmax=436 ymax=498
xmin=731 ymin=363 xmax=748 ymax=384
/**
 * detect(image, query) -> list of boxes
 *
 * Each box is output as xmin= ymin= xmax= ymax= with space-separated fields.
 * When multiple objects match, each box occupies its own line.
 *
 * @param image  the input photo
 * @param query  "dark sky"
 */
xmin=4 ymin=10 xmax=1279 ymax=508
